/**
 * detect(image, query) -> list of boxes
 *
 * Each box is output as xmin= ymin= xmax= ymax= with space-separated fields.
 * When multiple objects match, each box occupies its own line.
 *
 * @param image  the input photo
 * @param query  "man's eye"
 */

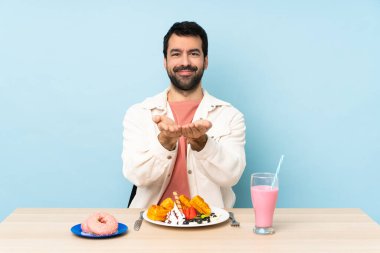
xmin=191 ymin=52 xmax=200 ymax=56
xmin=171 ymin=53 xmax=180 ymax=57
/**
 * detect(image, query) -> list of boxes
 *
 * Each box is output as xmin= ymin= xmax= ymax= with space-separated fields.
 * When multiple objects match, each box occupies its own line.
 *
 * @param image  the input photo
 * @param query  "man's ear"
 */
xmin=163 ymin=57 xmax=167 ymax=69
xmin=204 ymin=56 xmax=208 ymax=70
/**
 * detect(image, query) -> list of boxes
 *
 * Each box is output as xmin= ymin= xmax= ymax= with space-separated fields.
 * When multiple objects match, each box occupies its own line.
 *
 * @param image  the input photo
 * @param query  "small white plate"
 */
xmin=143 ymin=206 xmax=229 ymax=228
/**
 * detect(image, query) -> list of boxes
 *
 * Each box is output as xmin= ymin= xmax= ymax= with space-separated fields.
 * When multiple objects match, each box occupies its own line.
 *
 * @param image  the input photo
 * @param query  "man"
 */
xmin=122 ymin=21 xmax=246 ymax=208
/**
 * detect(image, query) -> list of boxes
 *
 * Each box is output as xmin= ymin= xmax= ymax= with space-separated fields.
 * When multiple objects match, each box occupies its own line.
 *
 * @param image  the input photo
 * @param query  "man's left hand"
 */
xmin=182 ymin=119 xmax=212 ymax=151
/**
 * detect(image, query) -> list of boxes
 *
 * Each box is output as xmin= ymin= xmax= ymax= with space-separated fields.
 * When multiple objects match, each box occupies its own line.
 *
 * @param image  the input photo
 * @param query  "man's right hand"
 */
xmin=153 ymin=115 xmax=182 ymax=151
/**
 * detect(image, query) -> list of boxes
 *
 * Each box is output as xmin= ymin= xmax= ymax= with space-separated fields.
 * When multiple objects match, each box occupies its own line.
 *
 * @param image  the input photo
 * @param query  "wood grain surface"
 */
xmin=0 ymin=208 xmax=379 ymax=253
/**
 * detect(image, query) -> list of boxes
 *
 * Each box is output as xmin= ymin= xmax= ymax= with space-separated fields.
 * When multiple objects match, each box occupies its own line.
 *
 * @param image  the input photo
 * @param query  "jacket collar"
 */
xmin=141 ymin=87 xmax=230 ymax=112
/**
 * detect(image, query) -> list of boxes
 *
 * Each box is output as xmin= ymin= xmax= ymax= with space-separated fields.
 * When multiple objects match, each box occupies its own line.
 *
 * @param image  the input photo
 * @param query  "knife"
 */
xmin=134 ymin=211 xmax=144 ymax=231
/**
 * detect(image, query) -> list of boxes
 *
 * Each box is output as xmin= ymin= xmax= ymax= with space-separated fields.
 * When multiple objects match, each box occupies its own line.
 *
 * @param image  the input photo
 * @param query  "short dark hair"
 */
xmin=163 ymin=21 xmax=208 ymax=58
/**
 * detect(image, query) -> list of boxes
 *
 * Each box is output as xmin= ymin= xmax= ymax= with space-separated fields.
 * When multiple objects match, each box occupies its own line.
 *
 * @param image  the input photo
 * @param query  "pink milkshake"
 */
xmin=251 ymin=172 xmax=279 ymax=234
xmin=251 ymin=185 xmax=279 ymax=227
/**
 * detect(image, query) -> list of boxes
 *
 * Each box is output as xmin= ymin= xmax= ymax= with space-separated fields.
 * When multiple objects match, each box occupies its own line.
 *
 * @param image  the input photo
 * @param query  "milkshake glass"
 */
xmin=251 ymin=173 xmax=279 ymax=235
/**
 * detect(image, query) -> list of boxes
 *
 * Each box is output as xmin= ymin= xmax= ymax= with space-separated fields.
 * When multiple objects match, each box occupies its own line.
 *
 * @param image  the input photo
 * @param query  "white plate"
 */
xmin=143 ymin=206 xmax=229 ymax=228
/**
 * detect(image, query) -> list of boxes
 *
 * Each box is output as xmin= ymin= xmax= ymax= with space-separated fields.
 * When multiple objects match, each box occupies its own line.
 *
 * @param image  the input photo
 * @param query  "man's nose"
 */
xmin=180 ymin=55 xmax=190 ymax=66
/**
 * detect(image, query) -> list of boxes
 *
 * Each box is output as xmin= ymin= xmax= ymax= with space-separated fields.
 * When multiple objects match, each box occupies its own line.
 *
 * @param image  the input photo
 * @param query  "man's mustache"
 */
xmin=173 ymin=65 xmax=198 ymax=72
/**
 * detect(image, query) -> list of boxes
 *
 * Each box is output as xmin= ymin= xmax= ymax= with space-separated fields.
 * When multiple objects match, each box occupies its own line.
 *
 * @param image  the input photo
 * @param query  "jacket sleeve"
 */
xmin=121 ymin=104 xmax=177 ymax=187
xmin=191 ymin=109 xmax=246 ymax=187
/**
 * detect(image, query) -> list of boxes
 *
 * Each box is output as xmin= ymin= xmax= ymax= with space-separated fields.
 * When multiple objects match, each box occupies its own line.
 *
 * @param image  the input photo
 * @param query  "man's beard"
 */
xmin=167 ymin=64 xmax=205 ymax=91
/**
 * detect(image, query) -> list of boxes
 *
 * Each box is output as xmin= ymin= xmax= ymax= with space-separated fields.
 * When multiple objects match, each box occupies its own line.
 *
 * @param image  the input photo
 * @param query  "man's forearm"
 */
xmin=188 ymin=134 xmax=208 ymax=152
xmin=158 ymin=133 xmax=177 ymax=151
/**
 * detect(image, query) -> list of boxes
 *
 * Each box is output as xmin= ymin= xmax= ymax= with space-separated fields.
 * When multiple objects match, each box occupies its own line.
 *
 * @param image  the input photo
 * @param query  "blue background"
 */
xmin=1 ymin=0 xmax=379 ymax=223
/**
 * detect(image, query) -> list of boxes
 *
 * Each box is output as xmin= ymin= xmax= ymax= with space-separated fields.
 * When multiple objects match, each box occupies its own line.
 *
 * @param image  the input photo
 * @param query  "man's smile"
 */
xmin=176 ymin=70 xmax=194 ymax=77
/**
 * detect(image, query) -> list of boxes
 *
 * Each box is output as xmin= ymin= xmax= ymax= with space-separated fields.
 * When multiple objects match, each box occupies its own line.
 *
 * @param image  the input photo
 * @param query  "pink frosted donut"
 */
xmin=86 ymin=212 xmax=118 ymax=235
xmin=81 ymin=222 xmax=90 ymax=233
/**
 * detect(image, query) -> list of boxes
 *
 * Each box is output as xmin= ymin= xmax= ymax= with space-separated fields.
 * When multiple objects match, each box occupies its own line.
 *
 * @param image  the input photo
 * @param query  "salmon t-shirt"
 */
xmin=158 ymin=100 xmax=201 ymax=204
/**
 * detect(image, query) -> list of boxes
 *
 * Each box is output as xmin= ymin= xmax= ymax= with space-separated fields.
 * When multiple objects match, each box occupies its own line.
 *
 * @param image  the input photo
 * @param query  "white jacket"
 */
xmin=122 ymin=89 xmax=246 ymax=208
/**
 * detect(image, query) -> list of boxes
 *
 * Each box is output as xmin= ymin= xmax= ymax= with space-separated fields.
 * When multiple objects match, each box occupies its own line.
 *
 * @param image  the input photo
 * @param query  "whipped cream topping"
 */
xmin=164 ymin=203 xmax=185 ymax=225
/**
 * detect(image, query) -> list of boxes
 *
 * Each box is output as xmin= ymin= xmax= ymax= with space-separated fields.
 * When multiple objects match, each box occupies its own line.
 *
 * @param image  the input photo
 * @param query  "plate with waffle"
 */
xmin=143 ymin=192 xmax=229 ymax=227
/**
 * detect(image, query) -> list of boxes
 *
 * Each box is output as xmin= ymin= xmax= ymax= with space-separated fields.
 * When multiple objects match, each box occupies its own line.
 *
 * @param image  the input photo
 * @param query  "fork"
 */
xmin=134 ymin=211 xmax=144 ymax=231
xmin=229 ymin=211 xmax=240 ymax=227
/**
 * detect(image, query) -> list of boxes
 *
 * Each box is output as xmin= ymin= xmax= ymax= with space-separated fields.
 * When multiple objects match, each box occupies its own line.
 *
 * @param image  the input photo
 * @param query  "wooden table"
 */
xmin=0 ymin=208 xmax=379 ymax=252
